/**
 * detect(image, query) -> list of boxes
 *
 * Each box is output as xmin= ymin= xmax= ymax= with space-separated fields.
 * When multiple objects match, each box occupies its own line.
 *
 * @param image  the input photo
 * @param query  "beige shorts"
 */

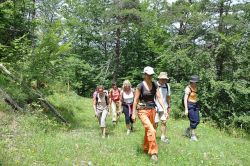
xmin=155 ymin=111 xmax=167 ymax=123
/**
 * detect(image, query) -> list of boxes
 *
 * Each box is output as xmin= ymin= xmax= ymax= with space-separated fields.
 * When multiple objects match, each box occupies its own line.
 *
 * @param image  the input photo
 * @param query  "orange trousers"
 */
xmin=138 ymin=108 xmax=158 ymax=155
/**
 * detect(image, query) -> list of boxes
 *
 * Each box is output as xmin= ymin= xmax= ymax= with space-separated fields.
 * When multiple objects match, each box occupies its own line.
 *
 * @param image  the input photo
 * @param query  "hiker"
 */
xmin=154 ymin=72 xmax=171 ymax=143
xmin=132 ymin=66 xmax=167 ymax=162
xmin=109 ymin=82 xmax=121 ymax=125
xmin=93 ymin=85 xmax=109 ymax=138
xmin=184 ymin=75 xmax=200 ymax=141
xmin=120 ymin=80 xmax=134 ymax=135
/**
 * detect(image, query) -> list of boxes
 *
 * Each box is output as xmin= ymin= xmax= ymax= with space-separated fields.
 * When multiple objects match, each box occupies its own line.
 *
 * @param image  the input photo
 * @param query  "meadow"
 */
xmin=0 ymin=96 xmax=249 ymax=166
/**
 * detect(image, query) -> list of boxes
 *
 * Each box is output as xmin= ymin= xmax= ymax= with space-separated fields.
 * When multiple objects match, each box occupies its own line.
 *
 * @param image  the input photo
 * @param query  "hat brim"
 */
xmin=190 ymin=80 xmax=199 ymax=83
xmin=143 ymin=72 xmax=155 ymax=75
xmin=158 ymin=76 xmax=169 ymax=79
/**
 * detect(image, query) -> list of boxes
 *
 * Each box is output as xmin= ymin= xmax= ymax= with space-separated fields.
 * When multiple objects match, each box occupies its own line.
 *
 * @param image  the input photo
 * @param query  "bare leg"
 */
xmin=101 ymin=127 xmax=106 ymax=138
xmin=160 ymin=122 xmax=166 ymax=138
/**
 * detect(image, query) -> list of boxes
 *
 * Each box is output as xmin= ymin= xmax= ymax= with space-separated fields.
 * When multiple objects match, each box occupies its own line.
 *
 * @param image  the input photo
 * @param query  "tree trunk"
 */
xmin=113 ymin=27 xmax=121 ymax=81
xmin=31 ymin=0 xmax=36 ymax=48
xmin=216 ymin=1 xmax=225 ymax=80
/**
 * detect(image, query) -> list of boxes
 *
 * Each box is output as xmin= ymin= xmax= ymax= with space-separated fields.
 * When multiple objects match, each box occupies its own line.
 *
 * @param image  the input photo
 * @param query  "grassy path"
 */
xmin=0 ymin=97 xmax=249 ymax=166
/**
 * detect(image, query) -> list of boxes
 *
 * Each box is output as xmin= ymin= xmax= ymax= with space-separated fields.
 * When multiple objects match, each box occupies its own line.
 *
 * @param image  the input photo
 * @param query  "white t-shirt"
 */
xmin=155 ymin=82 xmax=171 ymax=112
xmin=122 ymin=90 xmax=134 ymax=104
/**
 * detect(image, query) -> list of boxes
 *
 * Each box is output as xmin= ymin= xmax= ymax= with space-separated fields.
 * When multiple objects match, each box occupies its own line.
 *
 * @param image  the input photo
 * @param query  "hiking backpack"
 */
xmin=96 ymin=92 xmax=109 ymax=106
xmin=182 ymin=86 xmax=195 ymax=108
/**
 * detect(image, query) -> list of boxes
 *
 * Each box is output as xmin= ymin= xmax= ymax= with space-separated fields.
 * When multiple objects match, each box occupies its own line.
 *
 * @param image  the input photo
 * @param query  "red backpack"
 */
xmin=110 ymin=88 xmax=120 ymax=101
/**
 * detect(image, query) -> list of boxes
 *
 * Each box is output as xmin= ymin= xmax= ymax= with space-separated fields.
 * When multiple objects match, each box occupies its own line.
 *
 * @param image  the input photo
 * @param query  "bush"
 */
xmin=199 ymin=80 xmax=250 ymax=133
xmin=171 ymin=83 xmax=185 ymax=119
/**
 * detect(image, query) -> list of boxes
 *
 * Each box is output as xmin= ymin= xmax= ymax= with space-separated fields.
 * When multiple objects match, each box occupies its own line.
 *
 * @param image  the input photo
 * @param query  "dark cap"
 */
xmin=190 ymin=75 xmax=199 ymax=83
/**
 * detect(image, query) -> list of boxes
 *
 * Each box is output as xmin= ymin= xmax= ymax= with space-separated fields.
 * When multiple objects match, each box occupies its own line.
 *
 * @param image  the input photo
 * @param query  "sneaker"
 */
xmin=151 ymin=154 xmax=158 ymax=162
xmin=161 ymin=137 xmax=170 ymax=144
xmin=185 ymin=128 xmax=191 ymax=138
xmin=190 ymin=135 xmax=198 ymax=141
xmin=126 ymin=129 xmax=131 ymax=135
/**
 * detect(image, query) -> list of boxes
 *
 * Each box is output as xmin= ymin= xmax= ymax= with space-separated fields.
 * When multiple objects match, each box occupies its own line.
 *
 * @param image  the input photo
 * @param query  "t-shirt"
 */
xmin=96 ymin=93 xmax=108 ymax=110
xmin=155 ymin=82 xmax=171 ymax=112
xmin=122 ymin=90 xmax=134 ymax=104
xmin=137 ymin=81 xmax=157 ymax=106
xmin=185 ymin=86 xmax=197 ymax=103
xmin=110 ymin=88 xmax=120 ymax=101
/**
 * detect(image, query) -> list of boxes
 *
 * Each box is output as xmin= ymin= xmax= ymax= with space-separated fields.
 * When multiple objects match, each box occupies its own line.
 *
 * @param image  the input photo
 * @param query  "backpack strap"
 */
xmin=95 ymin=93 xmax=99 ymax=107
xmin=187 ymin=86 xmax=195 ymax=101
xmin=105 ymin=94 xmax=108 ymax=106
xmin=139 ymin=82 xmax=144 ymax=100
xmin=96 ymin=93 xmax=109 ymax=106
xmin=165 ymin=83 xmax=169 ymax=93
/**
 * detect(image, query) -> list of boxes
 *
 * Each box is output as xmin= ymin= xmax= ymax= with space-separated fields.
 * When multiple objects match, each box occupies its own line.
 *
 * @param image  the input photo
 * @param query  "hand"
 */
xmin=131 ymin=113 xmax=136 ymax=122
xmin=184 ymin=109 xmax=188 ymax=116
xmin=167 ymin=107 xmax=171 ymax=114
xmin=164 ymin=111 xmax=169 ymax=119
xmin=95 ymin=110 xmax=98 ymax=117
xmin=95 ymin=113 xmax=98 ymax=117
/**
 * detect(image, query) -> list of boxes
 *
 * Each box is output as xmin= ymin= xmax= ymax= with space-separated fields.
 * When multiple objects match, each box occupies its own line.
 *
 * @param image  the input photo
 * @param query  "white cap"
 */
xmin=143 ymin=66 xmax=155 ymax=75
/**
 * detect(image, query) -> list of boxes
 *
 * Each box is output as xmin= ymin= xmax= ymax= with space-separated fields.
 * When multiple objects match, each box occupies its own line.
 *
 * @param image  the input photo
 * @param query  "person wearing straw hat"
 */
xmin=154 ymin=72 xmax=171 ymax=143
xmin=132 ymin=66 xmax=166 ymax=162
xmin=184 ymin=75 xmax=200 ymax=141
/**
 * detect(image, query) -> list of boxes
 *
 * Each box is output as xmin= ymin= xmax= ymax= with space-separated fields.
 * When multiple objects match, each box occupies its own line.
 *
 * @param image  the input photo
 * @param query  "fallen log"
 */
xmin=0 ymin=87 xmax=23 ymax=112
xmin=0 ymin=63 xmax=68 ymax=123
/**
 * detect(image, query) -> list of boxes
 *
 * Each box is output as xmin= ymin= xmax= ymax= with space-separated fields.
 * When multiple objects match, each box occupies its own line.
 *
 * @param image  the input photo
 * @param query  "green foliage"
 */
xmin=158 ymin=49 xmax=193 ymax=82
xmin=170 ymin=83 xmax=186 ymax=119
xmin=199 ymin=80 xmax=250 ymax=133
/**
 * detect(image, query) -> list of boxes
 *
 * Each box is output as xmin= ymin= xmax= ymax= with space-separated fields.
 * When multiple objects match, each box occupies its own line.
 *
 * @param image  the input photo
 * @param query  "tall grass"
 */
xmin=0 ymin=94 xmax=249 ymax=166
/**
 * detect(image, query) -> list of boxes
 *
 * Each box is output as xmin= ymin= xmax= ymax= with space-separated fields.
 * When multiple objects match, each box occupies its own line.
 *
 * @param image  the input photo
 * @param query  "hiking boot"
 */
xmin=112 ymin=121 xmax=116 ymax=126
xmin=190 ymin=135 xmax=198 ymax=141
xmin=185 ymin=127 xmax=191 ymax=138
xmin=161 ymin=137 xmax=170 ymax=144
xmin=130 ymin=124 xmax=134 ymax=131
xmin=151 ymin=154 xmax=158 ymax=162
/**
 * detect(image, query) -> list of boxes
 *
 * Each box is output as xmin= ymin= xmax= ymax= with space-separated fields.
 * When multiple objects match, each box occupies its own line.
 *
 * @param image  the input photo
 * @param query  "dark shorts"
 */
xmin=122 ymin=104 xmax=133 ymax=124
xmin=188 ymin=102 xmax=200 ymax=129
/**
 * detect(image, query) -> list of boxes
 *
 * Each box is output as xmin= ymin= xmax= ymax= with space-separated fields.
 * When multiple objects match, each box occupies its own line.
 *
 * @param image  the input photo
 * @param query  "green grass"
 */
xmin=0 ymin=95 xmax=249 ymax=166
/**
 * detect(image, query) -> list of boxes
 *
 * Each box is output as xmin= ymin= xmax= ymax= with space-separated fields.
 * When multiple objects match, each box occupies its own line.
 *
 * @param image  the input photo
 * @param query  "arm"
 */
xmin=167 ymin=84 xmax=171 ymax=113
xmin=156 ymin=88 xmax=167 ymax=114
xmin=184 ymin=87 xmax=190 ymax=116
xmin=167 ymin=96 xmax=171 ymax=113
xmin=93 ymin=96 xmax=97 ymax=116
xmin=109 ymin=90 xmax=112 ymax=105
xmin=120 ymin=91 xmax=123 ymax=108
xmin=132 ymin=88 xmax=140 ymax=122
